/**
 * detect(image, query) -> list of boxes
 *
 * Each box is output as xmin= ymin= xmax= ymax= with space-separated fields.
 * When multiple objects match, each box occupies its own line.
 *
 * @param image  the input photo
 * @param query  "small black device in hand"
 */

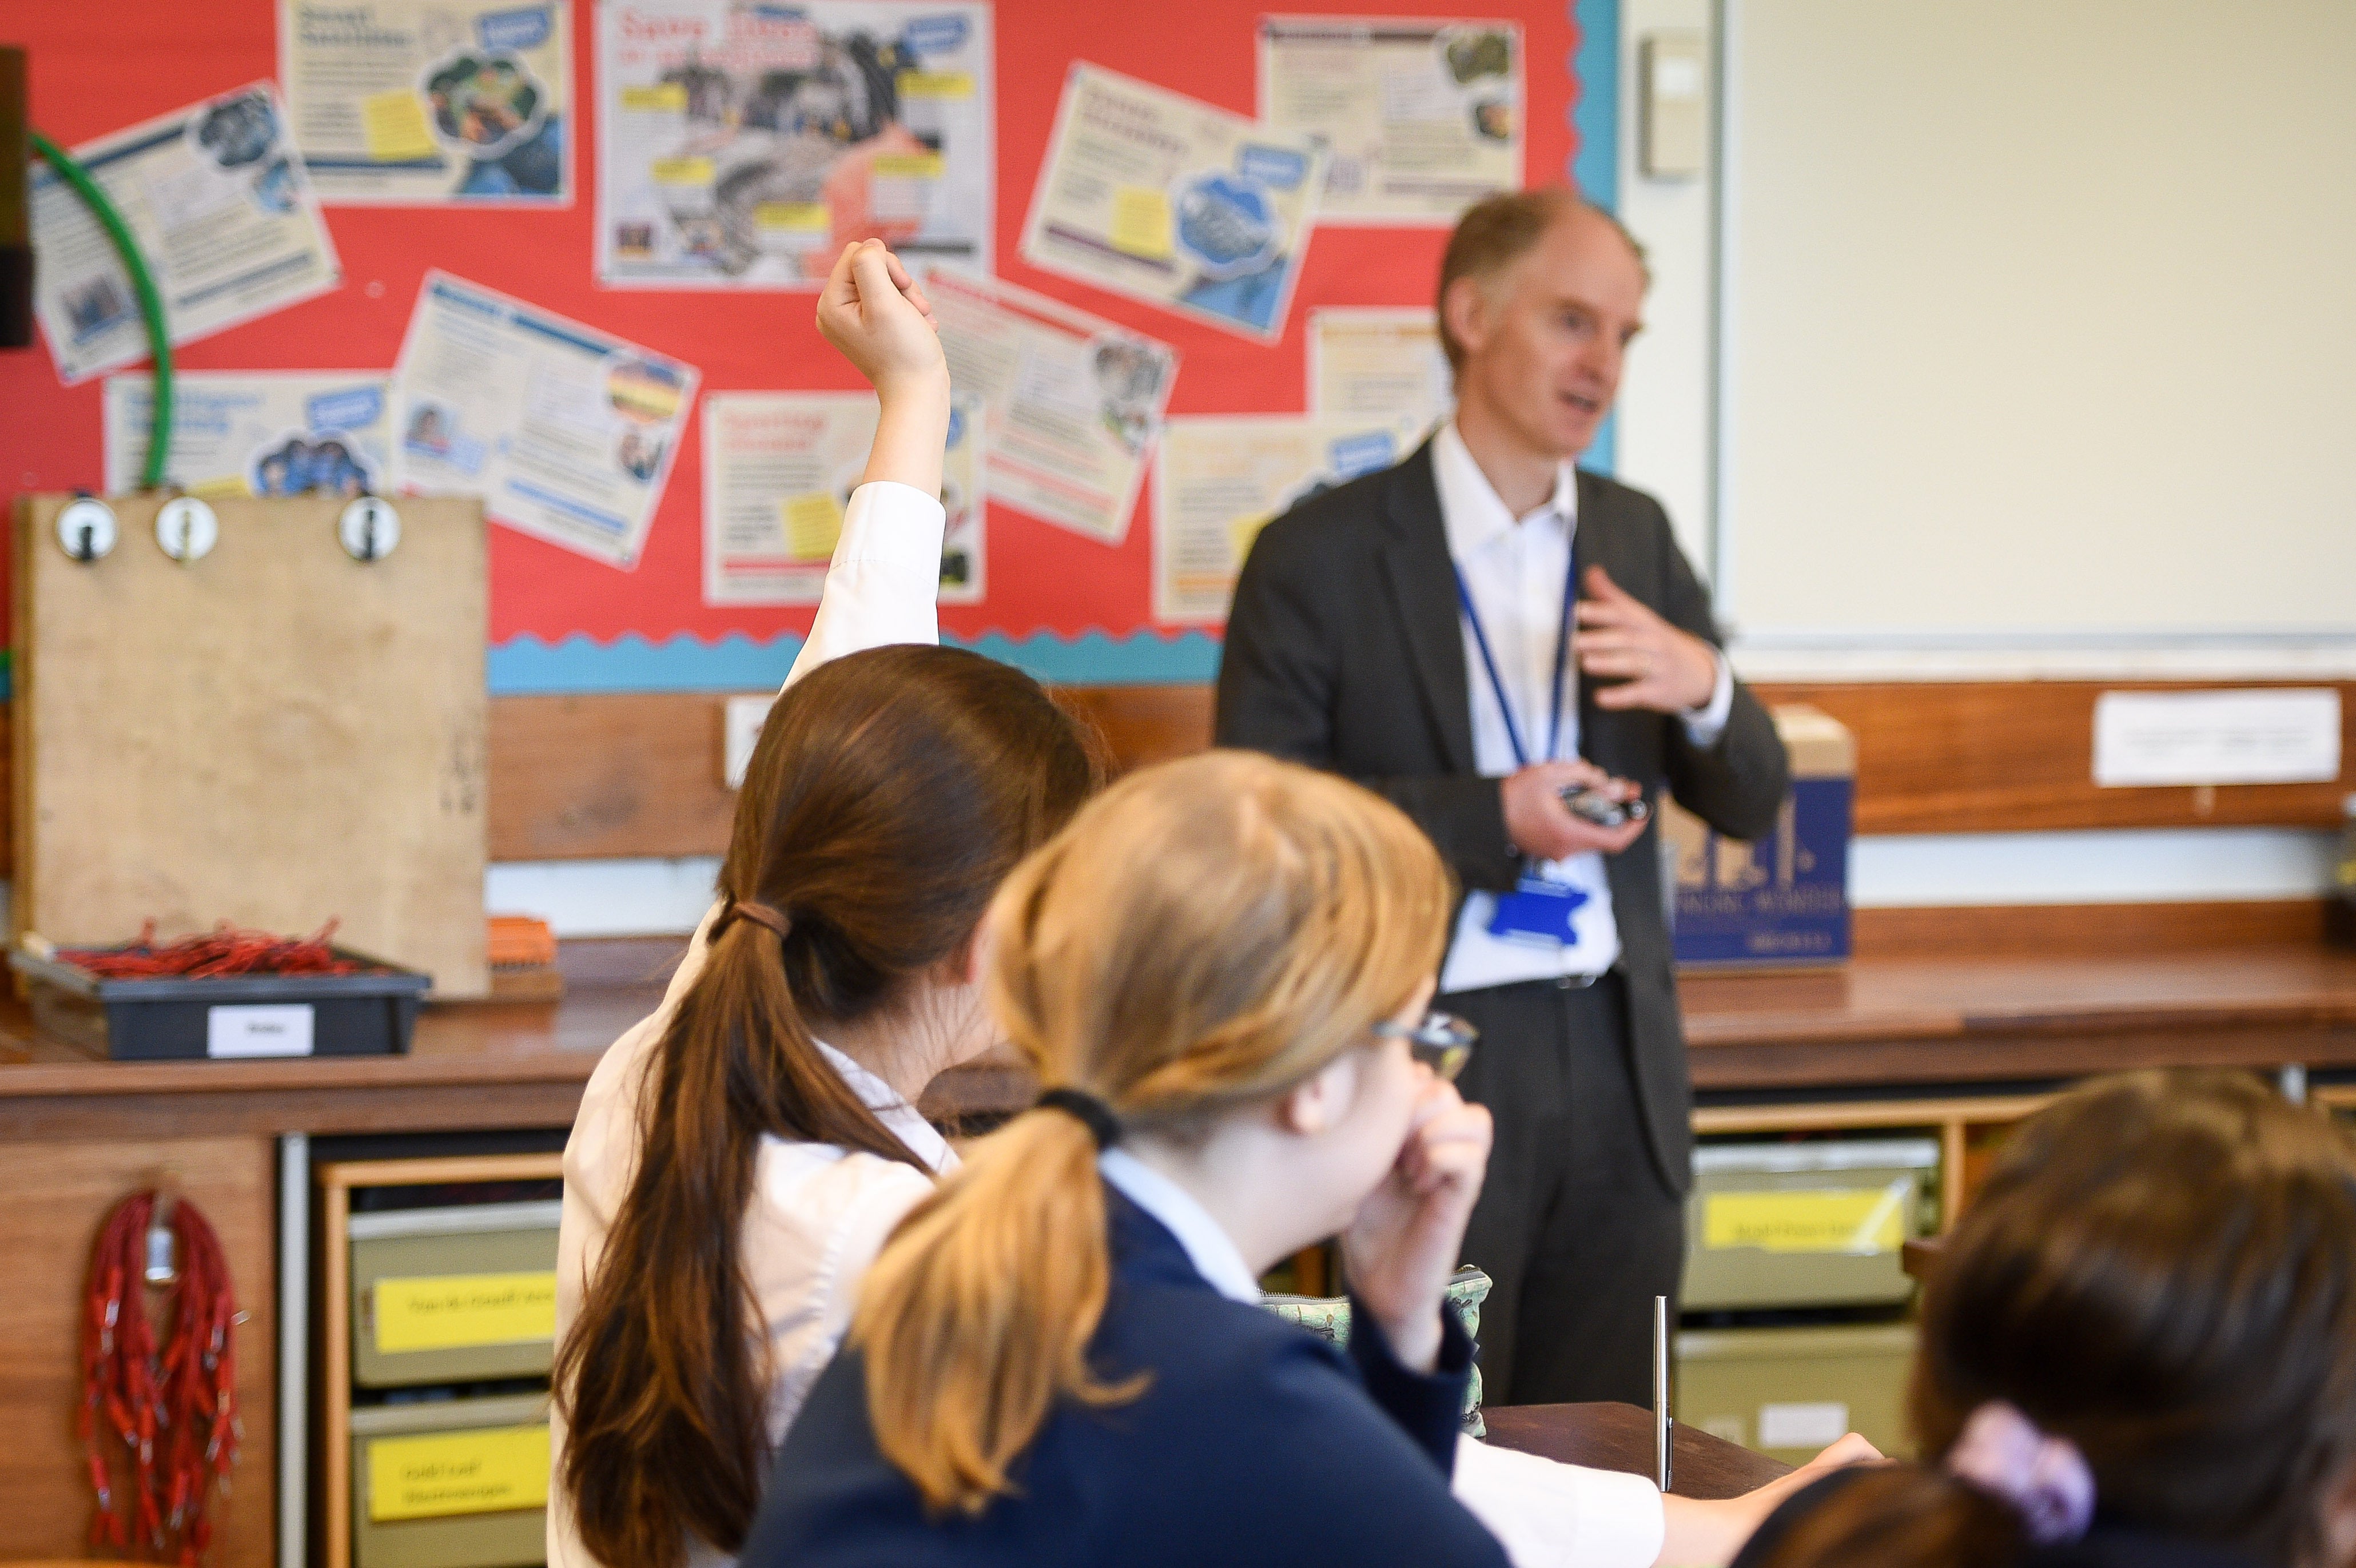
xmin=1560 ymin=785 xmax=1649 ymax=830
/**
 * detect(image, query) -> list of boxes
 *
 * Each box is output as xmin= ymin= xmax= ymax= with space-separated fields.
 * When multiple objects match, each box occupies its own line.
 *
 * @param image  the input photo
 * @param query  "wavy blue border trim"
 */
xmin=1573 ymin=0 xmax=1622 ymax=477
xmin=486 ymin=629 xmax=1225 ymax=694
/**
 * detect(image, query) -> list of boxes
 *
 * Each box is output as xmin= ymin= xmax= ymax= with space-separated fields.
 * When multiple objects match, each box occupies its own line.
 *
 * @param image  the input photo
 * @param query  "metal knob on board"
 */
xmin=156 ymin=496 xmax=218 ymax=563
xmin=339 ymin=496 xmax=400 ymax=562
xmin=55 ymin=495 xmax=117 ymax=563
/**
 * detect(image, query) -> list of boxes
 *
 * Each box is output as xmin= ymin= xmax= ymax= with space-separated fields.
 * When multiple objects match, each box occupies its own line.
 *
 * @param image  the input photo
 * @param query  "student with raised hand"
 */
xmin=546 ymin=238 xmax=1103 ymax=1568
xmin=1732 ymin=1069 xmax=2356 ymax=1568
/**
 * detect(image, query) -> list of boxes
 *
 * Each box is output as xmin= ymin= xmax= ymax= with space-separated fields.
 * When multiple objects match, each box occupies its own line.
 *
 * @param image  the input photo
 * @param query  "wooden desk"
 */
xmin=1485 ymin=1402 xmax=1790 ymax=1499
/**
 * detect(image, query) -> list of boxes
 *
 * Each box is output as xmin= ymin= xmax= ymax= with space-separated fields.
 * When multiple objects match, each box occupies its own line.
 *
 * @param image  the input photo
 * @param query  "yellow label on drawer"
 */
xmin=367 ymin=1423 xmax=549 ymax=1522
xmin=1704 ymin=1188 xmax=1905 ymax=1255
xmin=373 ymin=1271 xmax=557 ymax=1353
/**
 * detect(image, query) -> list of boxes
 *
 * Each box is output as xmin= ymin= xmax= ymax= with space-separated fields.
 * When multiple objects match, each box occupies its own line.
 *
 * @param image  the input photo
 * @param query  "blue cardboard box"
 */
xmin=1665 ymin=706 xmax=1854 ymax=969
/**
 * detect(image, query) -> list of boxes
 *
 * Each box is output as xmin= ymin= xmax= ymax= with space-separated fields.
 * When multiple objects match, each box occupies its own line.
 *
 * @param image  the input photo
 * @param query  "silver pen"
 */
xmin=1654 ymin=1294 xmax=1674 ymax=1493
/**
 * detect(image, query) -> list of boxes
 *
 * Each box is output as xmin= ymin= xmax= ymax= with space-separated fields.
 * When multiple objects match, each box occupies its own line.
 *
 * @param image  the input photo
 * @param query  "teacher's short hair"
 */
xmin=1436 ymin=188 xmax=1649 ymax=371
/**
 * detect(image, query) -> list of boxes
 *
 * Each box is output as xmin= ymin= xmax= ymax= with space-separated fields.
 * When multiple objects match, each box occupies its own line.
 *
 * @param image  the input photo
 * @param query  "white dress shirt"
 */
xmin=1103 ymin=1150 xmax=1666 ymax=1568
xmin=1432 ymin=423 xmax=1733 ymax=995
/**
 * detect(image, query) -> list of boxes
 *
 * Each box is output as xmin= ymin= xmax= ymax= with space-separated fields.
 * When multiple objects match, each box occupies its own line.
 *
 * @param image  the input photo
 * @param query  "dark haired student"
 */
xmin=1734 ymin=1070 xmax=2356 ymax=1568
xmin=547 ymin=241 xmax=1103 ymax=1568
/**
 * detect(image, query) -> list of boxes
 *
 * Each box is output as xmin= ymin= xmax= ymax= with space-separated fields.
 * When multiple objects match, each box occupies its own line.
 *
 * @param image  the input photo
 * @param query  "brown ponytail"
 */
xmin=851 ymin=751 xmax=1457 ymax=1515
xmin=554 ymin=645 xmax=1100 ymax=1567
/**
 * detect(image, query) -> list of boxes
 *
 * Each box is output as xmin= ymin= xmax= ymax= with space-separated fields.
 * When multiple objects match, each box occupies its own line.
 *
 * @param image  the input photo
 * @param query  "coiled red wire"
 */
xmin=62 ymin=918 xmax=361 ymax=980
xmin=81 ymin=1191 xmax=240 ymax=1562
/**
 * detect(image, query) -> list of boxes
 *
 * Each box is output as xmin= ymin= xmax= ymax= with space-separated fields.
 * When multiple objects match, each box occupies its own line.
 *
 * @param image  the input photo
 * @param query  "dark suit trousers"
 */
xmin=1445 ymin=972 xmax=1685 ymax=1409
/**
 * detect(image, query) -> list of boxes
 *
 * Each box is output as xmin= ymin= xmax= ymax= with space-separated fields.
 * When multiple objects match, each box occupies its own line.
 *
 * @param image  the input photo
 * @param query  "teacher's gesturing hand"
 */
xmin=1575 ymin=564 xmax=1720 ymax=714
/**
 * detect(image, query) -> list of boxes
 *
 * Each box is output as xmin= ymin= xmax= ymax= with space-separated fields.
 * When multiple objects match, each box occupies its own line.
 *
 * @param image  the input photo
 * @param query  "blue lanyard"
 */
xmin=1452 ymin=542 xmax=1579 ymax=769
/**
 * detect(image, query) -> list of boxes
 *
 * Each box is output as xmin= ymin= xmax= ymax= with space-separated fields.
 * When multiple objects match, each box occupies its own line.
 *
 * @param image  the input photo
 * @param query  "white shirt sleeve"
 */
xmin=781 ymin=479 xmax=947 ymax=691
xmin=1452 ymin=1436 xmax=1667 ymax=1568
xmin=1680 ymin=648 xmax=1736 ymax=749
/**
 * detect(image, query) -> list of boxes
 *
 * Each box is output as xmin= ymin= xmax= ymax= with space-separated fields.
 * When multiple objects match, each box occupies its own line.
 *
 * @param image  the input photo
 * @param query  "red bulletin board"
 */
xmin=0 ymin=0 xmax=1583 ymax=659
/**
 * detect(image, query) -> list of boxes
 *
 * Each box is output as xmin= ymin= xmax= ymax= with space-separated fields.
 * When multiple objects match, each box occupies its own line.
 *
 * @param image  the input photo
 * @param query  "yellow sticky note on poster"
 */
xmin=897 ymin=70 xmax=974 ymax=98
xmin=1703 ymin=1189 xmax=1905 ymax=1255
xmin=1230 ymin=511 xmax=1275 ymax=564
xmin=651 ymin=156 xmax=714 ymax=186
xmin=188 ymin=474 xmax=253 ymax=500
xmin=367 ymin=1424 xmax=550 ymax=1522
xmin=361 ymin=90 xmax=438 ymax=162
xmin=871 ymin=152 xmax=946 ymax=180
xmin=373 ymin=1272 xmax=557 ymax=1354
xmin=754 ymin=202 xmax=832 ymax=233
xmin=784 ymin=492 xmax=846 ymax=560
xmin=1109 ymin=185 xmax=1175 ymax=260
xmin=620 ymin=83 xmax=690 ymax=112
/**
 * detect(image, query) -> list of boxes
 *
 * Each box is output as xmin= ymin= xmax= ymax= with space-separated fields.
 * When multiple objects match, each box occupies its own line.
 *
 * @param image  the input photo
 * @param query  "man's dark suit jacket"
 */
xmin=1215 ymin=441 xmax=1790 ymax=1191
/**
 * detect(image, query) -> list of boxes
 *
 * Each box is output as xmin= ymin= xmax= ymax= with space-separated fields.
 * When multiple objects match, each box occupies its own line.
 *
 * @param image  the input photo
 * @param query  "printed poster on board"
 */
xmin=279 ymin=1 xmax=572 ymax=204
xmin=597 ymin=0 xmax=993 ymax=287
xmin=1020 ymin=64 xmax=1323 ymax=342
xmin=1308 ymin=307 xmax=1454 ymax=435
xmin=929 ymin=265 xmax=1177 ymax=546
xmin=1154 ymin=415 xmax=1412 ymax=623
xmin=389 ymin=270 xmax=699 ymax=567
xmin=29 ymin=83 xmax=342 ymax=384
xmin=703 ymin=391 xmax=985 ymax=604
xmin=105 ymin=372 xmax=393 ymax=499
xmin=1259 ymin=16 xmax=1521 ymax=224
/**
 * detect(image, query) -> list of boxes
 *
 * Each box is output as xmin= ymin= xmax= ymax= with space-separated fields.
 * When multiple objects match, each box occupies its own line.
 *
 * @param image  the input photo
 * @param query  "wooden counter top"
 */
xmin=6 ymin=938 xmax=2355 ymax=1137
xmin=1682 ymin=946 xmax=2356 ymax=1091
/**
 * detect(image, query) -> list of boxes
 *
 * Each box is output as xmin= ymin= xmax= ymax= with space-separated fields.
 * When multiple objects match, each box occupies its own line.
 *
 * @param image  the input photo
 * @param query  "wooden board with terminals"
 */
xmin=11 ymin=493 xmax=490 ymax=998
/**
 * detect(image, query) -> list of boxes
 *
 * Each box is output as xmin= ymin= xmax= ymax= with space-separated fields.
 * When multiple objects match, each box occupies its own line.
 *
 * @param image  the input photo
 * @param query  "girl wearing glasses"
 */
xmin=739 ymin=754 xmax=1869 ymax=1567
xmin=743 ymin=750 xmax=1511 ymax=1566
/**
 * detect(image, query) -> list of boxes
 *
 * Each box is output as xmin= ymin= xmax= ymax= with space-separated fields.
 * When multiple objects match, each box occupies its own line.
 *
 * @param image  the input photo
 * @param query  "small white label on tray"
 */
xmin=2093 ymin=689 xmax=2341 ymax=786
xmin=1758 ymin=1401 xmax=1849 ymax=1449
xmin=207 ymin=1003 xmax=316 ymax=1058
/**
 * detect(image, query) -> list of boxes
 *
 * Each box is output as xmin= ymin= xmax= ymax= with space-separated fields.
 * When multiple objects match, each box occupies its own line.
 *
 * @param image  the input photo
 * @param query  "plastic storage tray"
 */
xmin=352 ymin=1201 xmax=563 ymax=1388
xmin=350 ymin=1392 xmax=549 ymax=1568
xmin=8 ymin=945 xmax=429 ymax=1060
xmin=1684 ymin=1137 xmax=1939 ymax=1311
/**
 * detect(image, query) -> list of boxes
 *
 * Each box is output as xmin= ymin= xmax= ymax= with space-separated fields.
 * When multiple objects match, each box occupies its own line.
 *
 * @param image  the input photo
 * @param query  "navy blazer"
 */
xmin=741 ymin=1189 xmax=1512 ymax=1568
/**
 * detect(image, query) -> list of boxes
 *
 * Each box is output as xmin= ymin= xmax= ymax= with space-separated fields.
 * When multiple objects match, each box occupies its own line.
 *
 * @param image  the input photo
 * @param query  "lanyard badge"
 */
xmin=1456 ymin=544 xmax=1589 ymax=949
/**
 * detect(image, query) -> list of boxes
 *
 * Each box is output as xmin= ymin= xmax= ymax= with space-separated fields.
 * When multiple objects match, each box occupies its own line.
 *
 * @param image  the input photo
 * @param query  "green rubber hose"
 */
xmin=30 ymin=129 xmax=173 ymax=490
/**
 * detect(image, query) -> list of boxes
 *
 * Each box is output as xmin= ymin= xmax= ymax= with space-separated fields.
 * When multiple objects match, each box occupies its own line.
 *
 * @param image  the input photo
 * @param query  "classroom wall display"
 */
xmin=596 ymin=0 xmax=992 ymax=288
xmin=0 ymin=0 xmax=1595 ymax=693
xmin=280 ymin=0 xmax=572 ymax=205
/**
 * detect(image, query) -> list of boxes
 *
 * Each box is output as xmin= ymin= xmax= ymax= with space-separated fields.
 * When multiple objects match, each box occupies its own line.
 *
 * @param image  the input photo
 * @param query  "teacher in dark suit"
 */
xmin=1216 ymin=189 xmax=1790 ymax=1407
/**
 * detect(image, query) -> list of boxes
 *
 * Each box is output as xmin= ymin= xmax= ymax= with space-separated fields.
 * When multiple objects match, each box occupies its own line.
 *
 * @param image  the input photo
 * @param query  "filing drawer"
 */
xmin=1677 ymin=1322 xmax=1917 ymax=1464
xmin=351 ymin=1200 xmax=562 ymax=1388
xmin=350 ymin=1392 xmax=550 ymax=1568
xmin=1684 ymin=1138 xmax=1937 ymax=1311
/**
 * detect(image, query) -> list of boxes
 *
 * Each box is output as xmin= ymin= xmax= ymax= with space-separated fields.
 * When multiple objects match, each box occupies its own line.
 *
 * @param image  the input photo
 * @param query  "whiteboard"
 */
xmin=1718 ymin=0 xmax=2356 ymax=642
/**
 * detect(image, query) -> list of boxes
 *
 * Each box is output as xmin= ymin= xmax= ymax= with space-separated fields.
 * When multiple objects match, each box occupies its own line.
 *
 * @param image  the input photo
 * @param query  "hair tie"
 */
xmin=1945 ymin=1401 xmax=2095 ymax=1545
xmin=714 ymin=899 xmax=792 ymax=942
xmin=1036 ymin=1087 xmax=1124 ymax=1150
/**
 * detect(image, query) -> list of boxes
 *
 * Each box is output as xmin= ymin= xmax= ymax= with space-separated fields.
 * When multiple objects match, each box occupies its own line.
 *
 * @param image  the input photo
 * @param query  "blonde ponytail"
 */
xmin=851 ymin=751 xmax=1455 ymax=1516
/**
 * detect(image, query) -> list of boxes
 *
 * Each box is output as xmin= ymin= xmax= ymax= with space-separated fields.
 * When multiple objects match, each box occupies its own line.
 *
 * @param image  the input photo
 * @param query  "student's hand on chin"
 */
xmin=1339 ymin=1080 xmax=1494 ymax=1373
